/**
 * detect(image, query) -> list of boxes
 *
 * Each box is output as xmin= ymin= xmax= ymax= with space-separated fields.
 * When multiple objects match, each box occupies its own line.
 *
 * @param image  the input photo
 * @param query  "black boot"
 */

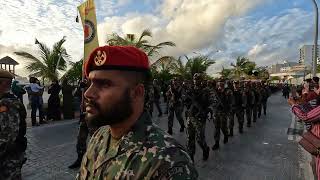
xmin=229 ymin=129 xmax=233 ymax=137
xmin=167 ymin=128 xmax=173 ymax=135
xmin=180 ymin=126 xmax=185 ymax=132
xmin=212 ymin=141 xmax=220 ymax=150
xmin=223 ymin=136 xmax=228 ymax=144
xmin=68 ymin=154 xmax=83 ymax=169
xmin=239 ymin=127 xmax=243 ymax=134
xmin=190 ymin=154 xmax=194 ymax=163
xmin=247 ymin=123 xmax=251 ymax=128
xmin=202 ymin=146 xmax=209 ymax=161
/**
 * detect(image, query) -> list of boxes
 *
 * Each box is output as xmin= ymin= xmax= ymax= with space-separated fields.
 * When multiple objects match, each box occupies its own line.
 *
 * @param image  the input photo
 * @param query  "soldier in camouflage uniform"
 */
xmin=145 ymin=83 xmax=155 ymax=116
xmin=184 ymin=73 xmax=213 ymax=161
xmin=166 ymin=77 xmax=185 ymax=135
xmin=244 ymin=81 xmax=255 ymax=127
xmin=225 ymin=80 xmax=235 ymax=136
xmin=212 ymin=79 xmax=230 ymax=150
xmin=260 ymin=82 xmax=270 ymax=115
xmin=0 ymin=69 xmax=27 ymax=180
xmin=77 ymin=46 xmax=197 ymax=179
xmin=152 ymin=79 xmax=163 ymax=117
xmin=229 ymin=81 xmax=246 ymax=135
xmin=252 ymin=82 xmax=261 ymax=122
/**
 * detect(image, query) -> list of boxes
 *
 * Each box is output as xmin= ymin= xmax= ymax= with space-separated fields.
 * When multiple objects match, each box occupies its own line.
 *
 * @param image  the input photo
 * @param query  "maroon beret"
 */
xmin=84 ymin=46 xmax=150 ymax=77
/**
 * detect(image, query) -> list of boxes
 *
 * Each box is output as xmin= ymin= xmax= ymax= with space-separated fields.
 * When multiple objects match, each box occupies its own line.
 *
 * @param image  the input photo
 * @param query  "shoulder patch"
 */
xmin=0 ymin=105 xmax=8 ymax=112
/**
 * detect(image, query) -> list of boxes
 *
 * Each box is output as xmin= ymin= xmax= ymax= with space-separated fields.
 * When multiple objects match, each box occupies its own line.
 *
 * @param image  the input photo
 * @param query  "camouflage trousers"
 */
xmin=168 ymin=105 xmax=185 ymax=129
xmin=245 ymin=107 xmax=252 ymax=126
xmin=186 ymin=117 xmax=209 ymax=157
xmin=252 ymin=105 xmax=260 ymax=122
xmin=0 ymin=153 xmax=26 ymax=180
xmin=261 ymin=101 xmax=267 ymax=115
xmin=76 ymin=121 xmax=89 ymax=156
xmin=214 ymin=112 xmax=229 ymax=142
xmin=257 ymin=103 xmax=262 ymax=118
xmin=228 ymin=109 xmax=244 ymax=130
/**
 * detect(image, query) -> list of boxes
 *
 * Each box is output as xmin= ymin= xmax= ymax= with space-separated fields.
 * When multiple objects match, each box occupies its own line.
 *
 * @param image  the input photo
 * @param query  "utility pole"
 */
xmin=312 ymin=0 xmax=319 ymax=77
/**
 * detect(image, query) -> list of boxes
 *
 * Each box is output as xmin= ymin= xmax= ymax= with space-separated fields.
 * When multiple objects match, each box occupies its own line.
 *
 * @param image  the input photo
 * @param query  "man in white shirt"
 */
xmin=25 ymin=77 xmax=45 ymax=126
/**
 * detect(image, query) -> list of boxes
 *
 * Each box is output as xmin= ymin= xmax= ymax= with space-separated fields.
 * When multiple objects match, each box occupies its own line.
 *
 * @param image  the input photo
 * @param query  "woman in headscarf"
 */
xmin=47 ymin=79 xmax=61 ymax=121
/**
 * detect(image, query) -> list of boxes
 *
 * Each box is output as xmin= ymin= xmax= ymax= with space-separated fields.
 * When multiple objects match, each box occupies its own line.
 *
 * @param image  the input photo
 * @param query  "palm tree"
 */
xmin=185 ymin=55 xmax=215 ymax=79
xmin=107 ymin=29 xmax=175 ymax=57
xmin=230 ymin=56 xmax=255 ymax=78
xmin=61 ymin=59 xmax=83 ymax=85
xmin=171 ymin=56 xmax=188 ymax=78
xmin=15 ymin=37 xmax=69 ymax=82
xmin=151 ymin=56 xmax=176 ymax=81
xmin=220 ymin=67 xmax=232 ymax=79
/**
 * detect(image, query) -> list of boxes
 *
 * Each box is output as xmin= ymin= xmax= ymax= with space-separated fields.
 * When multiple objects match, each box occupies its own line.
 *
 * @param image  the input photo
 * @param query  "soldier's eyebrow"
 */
xmin=90 ymin=78 xmax=113 ymax=86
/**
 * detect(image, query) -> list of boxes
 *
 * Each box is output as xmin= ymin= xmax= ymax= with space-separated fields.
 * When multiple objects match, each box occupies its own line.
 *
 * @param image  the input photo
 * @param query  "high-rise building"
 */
xmin=299 ymin=45 xmax=320 ymax=66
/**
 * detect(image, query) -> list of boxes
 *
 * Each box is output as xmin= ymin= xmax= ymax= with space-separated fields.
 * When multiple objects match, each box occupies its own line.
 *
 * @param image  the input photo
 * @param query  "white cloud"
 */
xmin=0 ymin=0 xmax=313 ymax=77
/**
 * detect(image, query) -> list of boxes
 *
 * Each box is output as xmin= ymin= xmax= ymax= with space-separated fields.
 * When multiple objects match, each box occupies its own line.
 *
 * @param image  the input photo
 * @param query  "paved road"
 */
xmin=22 ymin=93 xmax=312 ymax=180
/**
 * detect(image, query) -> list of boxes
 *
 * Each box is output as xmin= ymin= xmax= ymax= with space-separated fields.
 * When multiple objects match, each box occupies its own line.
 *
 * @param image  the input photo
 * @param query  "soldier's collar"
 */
xmin=95 ymin=112 xmax=152 ymax=170
xmin=118 ymin=111 xmax=152 ymax=152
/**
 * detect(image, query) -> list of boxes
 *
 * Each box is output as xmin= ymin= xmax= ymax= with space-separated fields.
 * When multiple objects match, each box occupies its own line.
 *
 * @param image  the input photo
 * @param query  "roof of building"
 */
xmin=0 ymin=56 xmax=19 ymax=65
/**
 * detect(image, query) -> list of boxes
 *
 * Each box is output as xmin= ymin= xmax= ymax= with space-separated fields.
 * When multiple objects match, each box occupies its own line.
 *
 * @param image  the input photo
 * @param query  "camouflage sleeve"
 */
xmin=149 ymin=147 xmax=198 ymax=180
xmin=0 ymin=100 xmax=20 ymax=157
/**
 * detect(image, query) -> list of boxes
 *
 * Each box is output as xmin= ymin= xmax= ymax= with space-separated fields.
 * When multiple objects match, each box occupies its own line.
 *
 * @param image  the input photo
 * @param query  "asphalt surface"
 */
xmin=21 ymin=92 xmax=311 ymax=180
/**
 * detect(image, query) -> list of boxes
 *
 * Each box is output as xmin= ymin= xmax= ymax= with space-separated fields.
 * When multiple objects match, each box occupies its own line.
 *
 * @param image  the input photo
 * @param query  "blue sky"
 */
xmin=0 ymin=0 xmax=317 ymax=76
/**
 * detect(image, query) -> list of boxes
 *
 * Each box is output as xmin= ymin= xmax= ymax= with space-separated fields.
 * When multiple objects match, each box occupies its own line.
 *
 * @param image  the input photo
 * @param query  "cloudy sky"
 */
xmin=0 ymin=0 xmax=315 ymax=76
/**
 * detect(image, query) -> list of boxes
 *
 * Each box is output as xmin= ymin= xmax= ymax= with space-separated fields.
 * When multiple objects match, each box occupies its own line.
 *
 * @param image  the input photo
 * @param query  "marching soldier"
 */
xmin=230 ymin=81 xmax=246 ymax=135
xmin=152 ymin=79 xmax=163 ymax=117
xmin=244 ymin=81 xmax=254 ymax=127
xmin=145 ymin=83 xmax=154 ymax=116
xmin=225 ymin=80 xmax=235 ymax=136
xmin=212 ymin=79 xmax=230 ymax=150
xmin=0 ymin=69 xmax=27 ymax=180
xmin=184 ymin=73 xmax=212 ymax=161
xmin=252 ymin=82 xmax=261 ymax=122
xmin=166 ymin=77 xmax=185 ymax=135
xmin=260 ymin=82 xmax=270 ymax=116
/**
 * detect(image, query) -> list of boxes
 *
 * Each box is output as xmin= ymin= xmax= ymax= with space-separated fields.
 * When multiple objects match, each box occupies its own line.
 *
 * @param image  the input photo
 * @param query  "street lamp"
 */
xmin=312 ymin=0 xmax=319 ymax=77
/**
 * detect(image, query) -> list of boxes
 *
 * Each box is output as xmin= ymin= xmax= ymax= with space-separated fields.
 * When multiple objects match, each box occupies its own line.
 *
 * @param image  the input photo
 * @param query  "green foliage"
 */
xmin=271 ymin=76 xmax=281 ymax=81
xmin=185 ymin=55 xmax=215 ymax=78
xmin=220 ymin=67 xmax=232 ymax=79
xmin=15 ymin=37 xmax=69 ymax=81
xmin=230 ymin=56 xmax=256 ymax=78
xmin=107 ymin=29 xmax=175 ymax=57
xmin=61 ymin=59 xmax=83 ymax=84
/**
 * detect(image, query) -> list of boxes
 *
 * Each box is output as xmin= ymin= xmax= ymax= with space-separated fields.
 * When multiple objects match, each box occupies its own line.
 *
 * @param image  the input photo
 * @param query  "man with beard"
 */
xmin=77 ymin=46 xmax=197 ymax=180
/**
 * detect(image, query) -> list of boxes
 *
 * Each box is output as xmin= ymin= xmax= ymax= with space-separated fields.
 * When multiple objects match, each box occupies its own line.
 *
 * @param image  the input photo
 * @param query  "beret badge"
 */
xmin=94 ymin=50 xmax=107 ymax=66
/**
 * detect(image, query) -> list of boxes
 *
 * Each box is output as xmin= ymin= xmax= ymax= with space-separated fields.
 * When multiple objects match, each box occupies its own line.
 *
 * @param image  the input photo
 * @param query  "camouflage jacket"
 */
xmin=184 ymin=84 xmax=217 ymax=119
xmin=77 ymin=112 xmax=198 ymax=180
xmin=0 ymin=93 xmax=27 ymax=159
xmin=167 ymin=85 xmax=183 ymax=108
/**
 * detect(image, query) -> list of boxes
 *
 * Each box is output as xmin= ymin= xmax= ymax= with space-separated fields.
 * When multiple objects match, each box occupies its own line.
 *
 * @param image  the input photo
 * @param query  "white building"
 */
xmin=299 ymin=45 xmax=320 ymax=66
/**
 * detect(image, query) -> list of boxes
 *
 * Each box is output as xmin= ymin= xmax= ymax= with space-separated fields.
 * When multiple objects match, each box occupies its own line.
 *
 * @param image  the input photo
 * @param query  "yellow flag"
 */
xmin=78 ymin=0 xmax=99 ymax=62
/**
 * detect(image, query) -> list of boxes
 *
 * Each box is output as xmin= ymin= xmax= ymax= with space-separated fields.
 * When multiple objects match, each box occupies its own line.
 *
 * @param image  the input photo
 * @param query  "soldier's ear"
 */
xmin=131 ymin=84 xmax=144 ymax=101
